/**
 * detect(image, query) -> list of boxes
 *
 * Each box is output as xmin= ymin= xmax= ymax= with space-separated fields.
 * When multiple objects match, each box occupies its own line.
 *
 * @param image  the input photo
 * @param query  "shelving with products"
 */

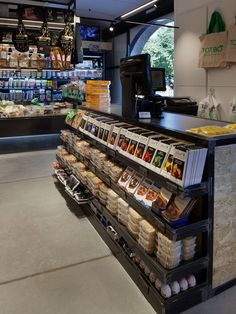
xmin=53 ymin=107 xmax=236 ymax=313
xmin=53 ymin=144 xmax=208 ymax=314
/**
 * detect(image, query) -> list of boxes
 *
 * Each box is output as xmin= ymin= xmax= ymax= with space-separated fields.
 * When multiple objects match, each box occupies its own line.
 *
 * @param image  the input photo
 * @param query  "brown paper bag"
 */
xmin=199 ymin=31 xmax=228 ymax=68
xmin=226 ymin=25 xmax=236 ymax=62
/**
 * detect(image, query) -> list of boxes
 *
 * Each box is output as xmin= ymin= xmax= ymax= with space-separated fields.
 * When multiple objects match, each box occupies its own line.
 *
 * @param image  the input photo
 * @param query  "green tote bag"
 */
xmin=199 ymin=11 xmax=228 ymax=68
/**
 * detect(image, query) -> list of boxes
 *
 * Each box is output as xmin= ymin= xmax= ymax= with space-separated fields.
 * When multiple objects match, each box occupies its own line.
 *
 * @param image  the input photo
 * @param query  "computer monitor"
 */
xmin=120 ymin=54 xmax=152 ymax=119
xmin=151 ymin=67 xmax=166 ymax=92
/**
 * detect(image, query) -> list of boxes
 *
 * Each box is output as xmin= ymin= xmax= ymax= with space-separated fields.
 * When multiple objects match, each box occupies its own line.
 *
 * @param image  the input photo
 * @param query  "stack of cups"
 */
xmin=138 ymin=220 xmax=156 ymax=254
xmin=117 ymin=198 xmax=129 ymax=226
xmin=128 ymin=207 xmax=143 ymax=239
xmin=106 ymin=189 xmax=119 ymax=216
xmin=156 ymin=232 xmax=182 ymax=269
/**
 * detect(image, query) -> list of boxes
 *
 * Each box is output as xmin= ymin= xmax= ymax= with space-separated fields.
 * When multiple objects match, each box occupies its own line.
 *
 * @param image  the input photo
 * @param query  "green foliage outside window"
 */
xmin=142 ymin=26 xmax=174 ymax=90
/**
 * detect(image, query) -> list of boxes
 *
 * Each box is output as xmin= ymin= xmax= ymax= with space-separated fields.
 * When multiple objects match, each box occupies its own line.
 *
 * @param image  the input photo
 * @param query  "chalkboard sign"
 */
xmin=59 ymin=14 xmax=74 ymax=53
xmin=13 ymin=18 xmax=29 ymax=52
xmin=38 ymin=21 xmax=51 ymax=47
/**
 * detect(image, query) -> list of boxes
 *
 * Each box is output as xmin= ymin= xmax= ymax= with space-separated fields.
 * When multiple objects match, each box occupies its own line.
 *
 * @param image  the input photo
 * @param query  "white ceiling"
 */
xmin=76 ymin=0 xmax=153 ymax=20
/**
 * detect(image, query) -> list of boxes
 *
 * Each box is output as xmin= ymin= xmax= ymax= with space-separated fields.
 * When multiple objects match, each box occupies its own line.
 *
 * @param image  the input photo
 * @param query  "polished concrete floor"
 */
xmin=0 ymin=150 xmax=235 ymax=314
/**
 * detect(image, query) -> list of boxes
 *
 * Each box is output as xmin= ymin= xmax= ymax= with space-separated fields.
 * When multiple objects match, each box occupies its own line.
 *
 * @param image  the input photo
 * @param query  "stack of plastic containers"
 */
xmin=156 ymin=232 xmax=182 ymax=269
xmin=98 ymin=183 xmax=109 ymax=206
xmin=106 ymin=189 xmax=119 ymax=216
xmin=138 ymin=220 xmax=156 ymax=254
xmin=182 ymin=236 xmax=197 ymax=261
xmin=87 ymin=172 xmax=102 ymax=197
xmin=128 ymin=208 xmax=143 ymax=238
xmin=117 ymin=198 xmax=129 ymax=226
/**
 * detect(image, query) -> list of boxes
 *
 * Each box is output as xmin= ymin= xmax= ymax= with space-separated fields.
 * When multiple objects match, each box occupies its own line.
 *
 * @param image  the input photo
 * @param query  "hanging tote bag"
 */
xmin=199 ymin=11 xmax=228 ymax=68
xmin=226 ymin=17 xmax=236 ymax=63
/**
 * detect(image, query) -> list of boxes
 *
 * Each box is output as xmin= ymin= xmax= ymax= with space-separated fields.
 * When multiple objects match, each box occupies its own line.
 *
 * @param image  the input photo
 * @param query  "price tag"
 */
xmin=139 ymin=112 xmax=151 ymax=119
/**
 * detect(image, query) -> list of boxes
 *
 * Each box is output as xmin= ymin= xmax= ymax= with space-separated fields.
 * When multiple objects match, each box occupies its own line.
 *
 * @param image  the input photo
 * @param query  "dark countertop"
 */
xmin=82 ymin=105 xmax=236 ymax=146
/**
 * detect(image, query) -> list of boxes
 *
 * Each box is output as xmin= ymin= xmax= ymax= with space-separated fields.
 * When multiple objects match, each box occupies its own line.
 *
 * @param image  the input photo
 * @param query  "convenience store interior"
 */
xmin=0 ymin=0 xmax=235 ymax=314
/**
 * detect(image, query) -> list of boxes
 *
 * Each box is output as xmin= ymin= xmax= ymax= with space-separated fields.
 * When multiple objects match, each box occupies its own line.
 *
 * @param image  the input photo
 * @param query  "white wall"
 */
xmin=174 ymin=0 xmax=236 ymax=121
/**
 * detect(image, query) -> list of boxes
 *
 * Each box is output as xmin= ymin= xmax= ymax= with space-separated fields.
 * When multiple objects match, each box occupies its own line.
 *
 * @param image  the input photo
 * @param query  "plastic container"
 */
xmin=139 ymin=229 xmax=156 ymax=242
xmin=118 ymin=215 xmax=128 ymax=226
xmin=118 ymin=207 xmax=129 ymax=216
xmin=107 ymin=197 xmax=118 ymax=207
xmin=139 ymin=220 xmax=156 ymax=236
xmin=128 ymin=218 xmax=140 ymax=233
xmin=183 ymin=236 xmax=197 ymax=246
xmin=157 ymin=232 xmax=182 ymax=248
xmin=118 ymin=198 xmax=129 ymax=209
xmin=182 ymin=252 xmax=195 ymax=261
xmin=157 ymin=255 xmax=181 ymax=269
xmin=138 ymin=238 xmax=155 ymax=254
xmin=106 ymin=206 xmax=118 ymax=216
xmin=157 ymin=242 xmax=182 ymax=256
xmin=129 ymin=207 xmax=143 ymax=225
xmin=156 ymin=248 xmax=182 ymax=262
xmin=182 ymin=244 xmax=196 ymax=254
xmin=128 ymin=222 xmax=139 ymax=238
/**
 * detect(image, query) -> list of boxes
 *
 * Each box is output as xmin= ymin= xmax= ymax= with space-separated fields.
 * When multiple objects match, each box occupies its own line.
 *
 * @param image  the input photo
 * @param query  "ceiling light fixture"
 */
xmin=109 ymin=23 xmax=115 ymax=32
xmin=120 ymin=0 xmax=159 ymax=19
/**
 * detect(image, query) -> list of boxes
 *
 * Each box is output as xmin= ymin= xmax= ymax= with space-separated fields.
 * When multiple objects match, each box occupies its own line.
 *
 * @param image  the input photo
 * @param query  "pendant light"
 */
xmin=60 ymin=12 xmax=74 ymax=54
xmin=13 ymin=10 xmax=29 ymax=52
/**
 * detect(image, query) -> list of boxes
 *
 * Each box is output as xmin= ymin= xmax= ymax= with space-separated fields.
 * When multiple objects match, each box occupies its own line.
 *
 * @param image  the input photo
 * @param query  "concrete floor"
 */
xmin=0 ymin=150 xmax=235 ymax=314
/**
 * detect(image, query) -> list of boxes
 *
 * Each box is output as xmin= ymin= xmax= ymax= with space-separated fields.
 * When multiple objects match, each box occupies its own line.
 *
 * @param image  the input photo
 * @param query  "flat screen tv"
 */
xmin=80 ymin=25 xmax=100 ymax=41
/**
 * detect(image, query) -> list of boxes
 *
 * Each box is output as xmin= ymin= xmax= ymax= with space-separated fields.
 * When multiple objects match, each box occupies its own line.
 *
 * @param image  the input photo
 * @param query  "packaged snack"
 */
xmin=163 ymin=194 xmax=196 ymax=221
xmin=134 ymin=178 xmax=153 ymax=202
xmin=117 ymin=167 xmax=135 ymax=189
xmin=121 ymin=128 xmax=145 ymax=157
xmin=152 ymin=188 xmax=173 ymax=212
xmin=125 ymin=172 xmax=143 ymax=194
xmin=108 ymin=123 xmax=131 ymax=150
xmin=150 ymin=139 xmax=181 ymax=174
xmin=143 ymin=183 xmax=161 ymax=208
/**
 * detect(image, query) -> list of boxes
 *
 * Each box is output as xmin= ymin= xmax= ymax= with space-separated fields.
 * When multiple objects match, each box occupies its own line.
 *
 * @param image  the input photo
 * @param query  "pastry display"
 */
xmin=187 ymin=125 xmax=236 ymax=136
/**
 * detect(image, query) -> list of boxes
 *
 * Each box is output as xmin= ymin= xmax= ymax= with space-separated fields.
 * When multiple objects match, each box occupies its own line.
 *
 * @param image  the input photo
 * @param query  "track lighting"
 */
xmin=120 ymin=0 xmax=159 ymax=19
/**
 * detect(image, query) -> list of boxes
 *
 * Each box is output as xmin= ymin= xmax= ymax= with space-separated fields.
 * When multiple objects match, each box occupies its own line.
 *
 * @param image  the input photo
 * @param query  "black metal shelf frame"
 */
xmin=56 ymin=156 xmax=209 ymax=285
xmin=67 ymin=125 xmax=209 ymax=198
xmin=62 ymin=142 xmax=209 ymax=241
xmin=54 ymin=173 xmax=208 ymax=314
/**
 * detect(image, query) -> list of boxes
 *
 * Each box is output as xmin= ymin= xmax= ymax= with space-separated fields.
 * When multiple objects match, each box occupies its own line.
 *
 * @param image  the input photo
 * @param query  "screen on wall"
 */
xmin=80 ymin=25 xmax=100 ymax=41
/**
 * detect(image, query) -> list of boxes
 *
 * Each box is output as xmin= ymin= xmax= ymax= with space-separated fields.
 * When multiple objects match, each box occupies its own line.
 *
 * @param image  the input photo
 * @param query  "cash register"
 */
xmin=120 ymin=54 xmax=197 ymax=119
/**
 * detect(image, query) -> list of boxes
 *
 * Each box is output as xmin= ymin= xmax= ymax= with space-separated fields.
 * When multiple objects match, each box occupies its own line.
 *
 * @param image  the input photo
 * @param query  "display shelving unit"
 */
xmin=55 ymin=108 xmax=236 ymax=314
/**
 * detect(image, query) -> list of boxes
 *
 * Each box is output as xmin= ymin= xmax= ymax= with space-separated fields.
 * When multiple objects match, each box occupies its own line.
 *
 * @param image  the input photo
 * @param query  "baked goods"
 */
xmin=188 ymin=125 xmax=236 ymax=136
